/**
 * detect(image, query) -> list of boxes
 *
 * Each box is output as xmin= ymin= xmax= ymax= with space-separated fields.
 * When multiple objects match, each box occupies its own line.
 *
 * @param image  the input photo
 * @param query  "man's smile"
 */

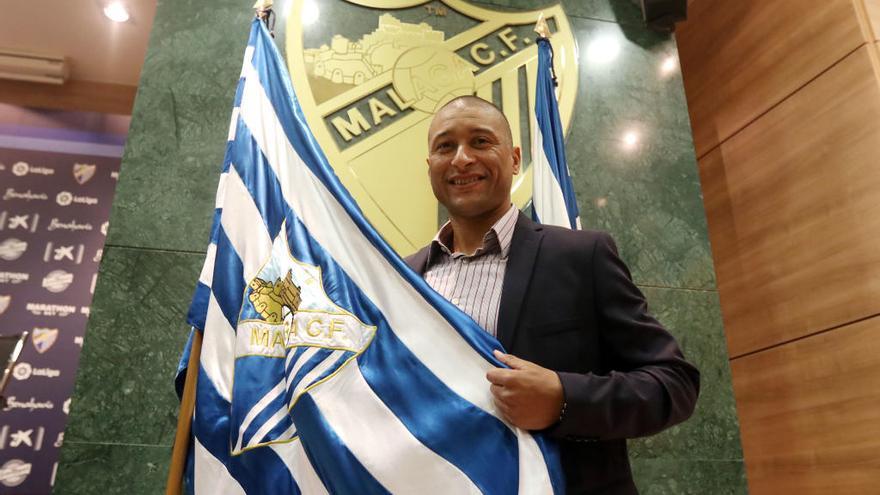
xmin=448 ymin=174 xmax=486 ymax=186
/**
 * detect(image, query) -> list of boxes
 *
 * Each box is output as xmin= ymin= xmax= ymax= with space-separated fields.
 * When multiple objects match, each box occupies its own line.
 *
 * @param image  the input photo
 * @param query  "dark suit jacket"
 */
xmin=405 ymin=213 xmax=700 ymax=495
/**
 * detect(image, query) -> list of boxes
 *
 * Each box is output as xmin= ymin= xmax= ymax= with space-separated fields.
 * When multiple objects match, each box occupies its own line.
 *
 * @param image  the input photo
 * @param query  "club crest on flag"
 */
xmin=230 ymin=226 xmax=376 ymax=455
xmin=72 ymin=163 xmax=97 ymax=185
xmin=286 ymin=0 xmax=577 ymax=253
xmin=31 ymin=328 xmax=59 ymax=354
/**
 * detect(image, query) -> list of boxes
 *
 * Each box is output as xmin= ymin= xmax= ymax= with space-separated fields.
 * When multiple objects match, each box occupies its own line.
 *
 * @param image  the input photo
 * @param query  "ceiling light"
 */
xmin=622 ymin=130 xmax=640 ymax=150
xmin=104 ymin=2 xmax=130 ymax=23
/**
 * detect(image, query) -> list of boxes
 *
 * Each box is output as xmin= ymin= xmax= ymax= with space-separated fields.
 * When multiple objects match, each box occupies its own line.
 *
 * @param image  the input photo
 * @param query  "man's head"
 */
xmin=426 ymin=96 xmax=521 ymax=224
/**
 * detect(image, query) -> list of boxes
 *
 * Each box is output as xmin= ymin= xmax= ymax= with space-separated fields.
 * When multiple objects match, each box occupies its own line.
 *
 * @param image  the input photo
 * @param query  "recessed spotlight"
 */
xmin=660 ymin=55 xmax=678 ymax=75
xmin=586 ymin=37 xmax=621 ymax=64
xmin=104 ymin=2 xmax=130 ymax=23
xmin=302 ymin=0 xmax=320 ymax=25
xmin=622 ymin=130 xmax=640 ymax=150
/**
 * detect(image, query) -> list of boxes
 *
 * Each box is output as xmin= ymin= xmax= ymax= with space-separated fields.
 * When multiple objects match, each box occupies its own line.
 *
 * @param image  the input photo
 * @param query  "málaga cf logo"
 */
xmin=287 ymin=0 xmax=577 ymax=254
xmin=229 ymin=224 xmax=375 ymax=455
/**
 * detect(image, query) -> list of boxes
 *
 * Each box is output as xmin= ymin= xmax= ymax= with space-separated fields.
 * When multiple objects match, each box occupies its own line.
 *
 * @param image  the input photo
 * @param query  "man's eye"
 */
xmin=473 ymin=137 xmax=490 ymax=146
xmin=435 ymin=142 xmax=452 ymax=151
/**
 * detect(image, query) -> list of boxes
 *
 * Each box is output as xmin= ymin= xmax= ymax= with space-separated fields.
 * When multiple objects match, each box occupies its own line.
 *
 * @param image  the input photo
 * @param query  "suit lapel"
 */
xmin=496 ymin=214 xmax=543 ymax=351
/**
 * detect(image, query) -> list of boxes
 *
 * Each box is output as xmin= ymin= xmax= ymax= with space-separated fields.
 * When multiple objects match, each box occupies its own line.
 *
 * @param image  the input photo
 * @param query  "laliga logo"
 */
xmin=56 ymin=191 xmax=99 ymax=206
xmin=11 ymin=161 xmax=53 ymax=177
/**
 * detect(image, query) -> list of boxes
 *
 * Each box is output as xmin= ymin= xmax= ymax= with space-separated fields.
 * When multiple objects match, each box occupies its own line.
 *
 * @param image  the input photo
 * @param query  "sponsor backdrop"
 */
xmin=56 ymin=1 xmax=745 ymax=494
xmin=0 ymin=106 xmax=125 ymax=493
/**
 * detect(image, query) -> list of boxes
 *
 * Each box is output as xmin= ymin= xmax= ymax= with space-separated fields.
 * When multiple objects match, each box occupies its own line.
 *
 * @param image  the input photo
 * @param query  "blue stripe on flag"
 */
xmin=211 ymin=227 xmax=246 ymax=328
xmin=292 ymin=394 xmax=390 ymax=495
xmin=228 ymin=118 xmax=287 ymax=240
xmin=187 ymin=282 xmax=211 ymax=331
xmin=193 ymin=366 xmax=301 ymax=494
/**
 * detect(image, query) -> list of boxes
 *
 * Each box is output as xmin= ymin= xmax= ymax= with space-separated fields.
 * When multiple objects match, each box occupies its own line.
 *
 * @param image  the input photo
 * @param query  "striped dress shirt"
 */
xmin=424 ymin=205 xmax=519 ymax=337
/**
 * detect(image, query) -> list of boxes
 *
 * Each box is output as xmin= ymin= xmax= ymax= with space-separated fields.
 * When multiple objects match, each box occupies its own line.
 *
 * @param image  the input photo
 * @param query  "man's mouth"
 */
xmin=448 ymin=175 xmax=484 ymax=186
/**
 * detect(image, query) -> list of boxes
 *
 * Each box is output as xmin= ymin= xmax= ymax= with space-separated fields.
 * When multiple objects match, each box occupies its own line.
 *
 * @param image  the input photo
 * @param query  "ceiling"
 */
xmin=0 ymin=0 xmax=157 ymax=86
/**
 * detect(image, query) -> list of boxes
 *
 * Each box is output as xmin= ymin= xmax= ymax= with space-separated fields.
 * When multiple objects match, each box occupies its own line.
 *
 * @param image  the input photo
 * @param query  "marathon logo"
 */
xmin=47 ymin=217 xmax=93 ymax=232
xmin=3 ymin=188 xmax=48 ymax=202
xmin=56 ymin=191 xmax=99 ymax=206
xmin=26 ymin=302 xmax=77 ymax=317
xmin=12 ymin=161 xmax=54 ymax=177
xmin=0 ymin=272 xmax=29 ymax=284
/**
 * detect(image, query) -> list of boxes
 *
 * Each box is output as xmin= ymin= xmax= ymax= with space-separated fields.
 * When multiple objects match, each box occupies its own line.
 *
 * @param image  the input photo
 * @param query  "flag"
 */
xmin=176 ymin=18 xmax=563 ymax=494
xmin=531 ymin=34 xmax=581 ymax=230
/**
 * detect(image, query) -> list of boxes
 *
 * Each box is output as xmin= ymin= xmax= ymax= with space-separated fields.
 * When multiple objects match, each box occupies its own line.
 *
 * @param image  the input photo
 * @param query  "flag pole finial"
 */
xmin=534 ymin=13 xmax=551 ymax=39
xmin=254 ymin=0 xmax=276 ymax=37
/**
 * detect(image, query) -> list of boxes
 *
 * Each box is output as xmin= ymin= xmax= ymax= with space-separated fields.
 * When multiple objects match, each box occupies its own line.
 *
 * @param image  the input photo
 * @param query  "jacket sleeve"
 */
xmin=546 ymin=232 xmax=700 ymax=441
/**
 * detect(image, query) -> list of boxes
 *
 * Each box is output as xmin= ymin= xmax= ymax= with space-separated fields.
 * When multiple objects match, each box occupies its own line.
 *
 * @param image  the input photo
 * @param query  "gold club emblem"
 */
xmin=287 ymin=0 xmax=577 ymax=254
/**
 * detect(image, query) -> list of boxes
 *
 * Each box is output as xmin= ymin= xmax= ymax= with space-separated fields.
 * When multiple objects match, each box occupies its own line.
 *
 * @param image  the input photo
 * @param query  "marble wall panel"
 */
xmin=63 ymin=247 xmax=200 ymax=446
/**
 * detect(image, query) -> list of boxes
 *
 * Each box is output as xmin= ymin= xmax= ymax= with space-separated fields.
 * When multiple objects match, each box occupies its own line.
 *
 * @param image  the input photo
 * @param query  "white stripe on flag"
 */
xmin=287 ymin=347 xmax=320 ymax=385
xmin=517 ymin=430 xmax=554 ymax=494
xmin=532 ymin=124 xmax=571 ymax=228
xmin=245 ymin=401 xmax=295 ymax=450
xmin=234 ymin=380 xmax=286 ymax=452
xmin=219 ymin=166 xmax=273 ymax=282
xmin=269 ymin=440 xmax=329 ymax=495
xmin=194 ymin=437 xmax=246 ymax=495
xmin=198 ymin=242 xmax=217 ymax=287
xmin=200 ymin=295 xmax=236 ymax=401
xmin=310 ymin=363 xmax=481 ymax=493
xmin=228 ymin=108 xmax=241 ymax=142
xmin=215 ymin=172 xmax=229 ymax=209
xmin=238 ymin=63 xmax=499 ymax=418
xmin=290 ymin=349 xmax=345 ymax=398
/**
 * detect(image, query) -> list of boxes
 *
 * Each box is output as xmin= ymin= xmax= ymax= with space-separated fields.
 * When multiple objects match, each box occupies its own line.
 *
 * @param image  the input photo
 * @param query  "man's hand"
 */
xmin=486 ymin=350 xmax=564 ymax=430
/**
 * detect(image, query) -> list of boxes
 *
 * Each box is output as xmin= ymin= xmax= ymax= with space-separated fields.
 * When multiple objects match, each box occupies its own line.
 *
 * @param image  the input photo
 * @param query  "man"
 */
xmin=405 ymin=96 xmax=700 ymax=494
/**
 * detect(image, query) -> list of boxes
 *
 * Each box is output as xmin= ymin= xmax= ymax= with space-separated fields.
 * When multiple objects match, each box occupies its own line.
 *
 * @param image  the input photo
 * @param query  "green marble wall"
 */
xmin=55 ymin=0 xmax=745 ymax=493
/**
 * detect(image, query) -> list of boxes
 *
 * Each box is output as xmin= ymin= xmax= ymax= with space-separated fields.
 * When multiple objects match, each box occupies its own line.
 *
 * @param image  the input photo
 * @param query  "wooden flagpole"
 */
xmin=165 ymin=330 xmax=203 ymax=495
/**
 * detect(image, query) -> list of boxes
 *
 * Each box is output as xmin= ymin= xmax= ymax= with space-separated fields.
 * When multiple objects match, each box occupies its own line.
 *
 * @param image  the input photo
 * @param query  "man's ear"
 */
xmin=512 ymin=146 xmax=522 ymax=174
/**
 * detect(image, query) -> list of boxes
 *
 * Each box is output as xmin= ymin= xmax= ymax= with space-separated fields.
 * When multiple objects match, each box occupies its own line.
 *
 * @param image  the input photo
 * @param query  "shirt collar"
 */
xmin=427 ymin=204 xmax=519 ymax=264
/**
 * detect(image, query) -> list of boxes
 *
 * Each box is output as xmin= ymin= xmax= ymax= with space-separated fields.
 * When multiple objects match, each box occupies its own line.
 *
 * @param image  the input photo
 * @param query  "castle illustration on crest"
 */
xmin=304 ymin=14 xmax=444 ymax=85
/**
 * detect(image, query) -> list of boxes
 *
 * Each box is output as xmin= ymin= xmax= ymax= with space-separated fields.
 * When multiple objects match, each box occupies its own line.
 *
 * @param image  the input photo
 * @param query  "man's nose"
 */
xmin=451 ymin=145 xmax=474 ymax=168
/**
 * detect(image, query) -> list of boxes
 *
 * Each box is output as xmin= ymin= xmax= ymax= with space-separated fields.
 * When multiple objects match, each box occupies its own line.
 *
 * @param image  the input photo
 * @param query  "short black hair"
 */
xmin=434 ymin=95 xmax=514 ymax=146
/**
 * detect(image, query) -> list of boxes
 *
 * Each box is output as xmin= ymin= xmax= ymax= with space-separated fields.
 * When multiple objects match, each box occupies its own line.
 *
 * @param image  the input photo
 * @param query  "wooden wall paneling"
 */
xmin=0 ymin=79 xmax=137 ymax=115
xmin=861 ymin=0 xmax=880 ymax=39
xmin=730 ymin=316 xmax=880 ymax=494
xmin=678 ymin=0 xmax=865 ymax=157
xmin=698 ymin=46 xmax=880 ymax=357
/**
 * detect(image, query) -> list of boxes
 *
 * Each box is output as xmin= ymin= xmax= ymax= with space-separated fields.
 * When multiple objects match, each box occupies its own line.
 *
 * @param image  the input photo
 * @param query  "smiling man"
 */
xmin=405 ymin=96 xmax=700 ymax=495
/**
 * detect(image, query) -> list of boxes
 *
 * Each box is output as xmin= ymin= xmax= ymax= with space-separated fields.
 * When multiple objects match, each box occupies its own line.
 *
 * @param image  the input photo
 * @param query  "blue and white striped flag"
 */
xmin=176 ymin=18 xmax=563 ymax=494
xmin=531 ymin=36 xmax=581 ymax=230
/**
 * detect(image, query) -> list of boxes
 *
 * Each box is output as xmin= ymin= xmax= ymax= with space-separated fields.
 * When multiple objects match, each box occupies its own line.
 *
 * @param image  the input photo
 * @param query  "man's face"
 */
xmin=426 ymin=101 xmax=521 ymax=222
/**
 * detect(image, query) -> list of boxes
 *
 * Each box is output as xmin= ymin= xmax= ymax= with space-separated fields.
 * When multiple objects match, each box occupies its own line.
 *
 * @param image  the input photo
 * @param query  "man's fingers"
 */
xmin=486 ymin=368 xmax=514 ymax=385
xmin=493 ymin=350 xmax=529 ymax=370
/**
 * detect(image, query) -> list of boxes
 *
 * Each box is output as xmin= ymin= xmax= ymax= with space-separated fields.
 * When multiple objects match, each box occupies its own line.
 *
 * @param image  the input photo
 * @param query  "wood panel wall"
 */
xmin=678 ymin=1 xmax=880 ymax=493
xmin=0 ymin=79 xmax=137 ymax=115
